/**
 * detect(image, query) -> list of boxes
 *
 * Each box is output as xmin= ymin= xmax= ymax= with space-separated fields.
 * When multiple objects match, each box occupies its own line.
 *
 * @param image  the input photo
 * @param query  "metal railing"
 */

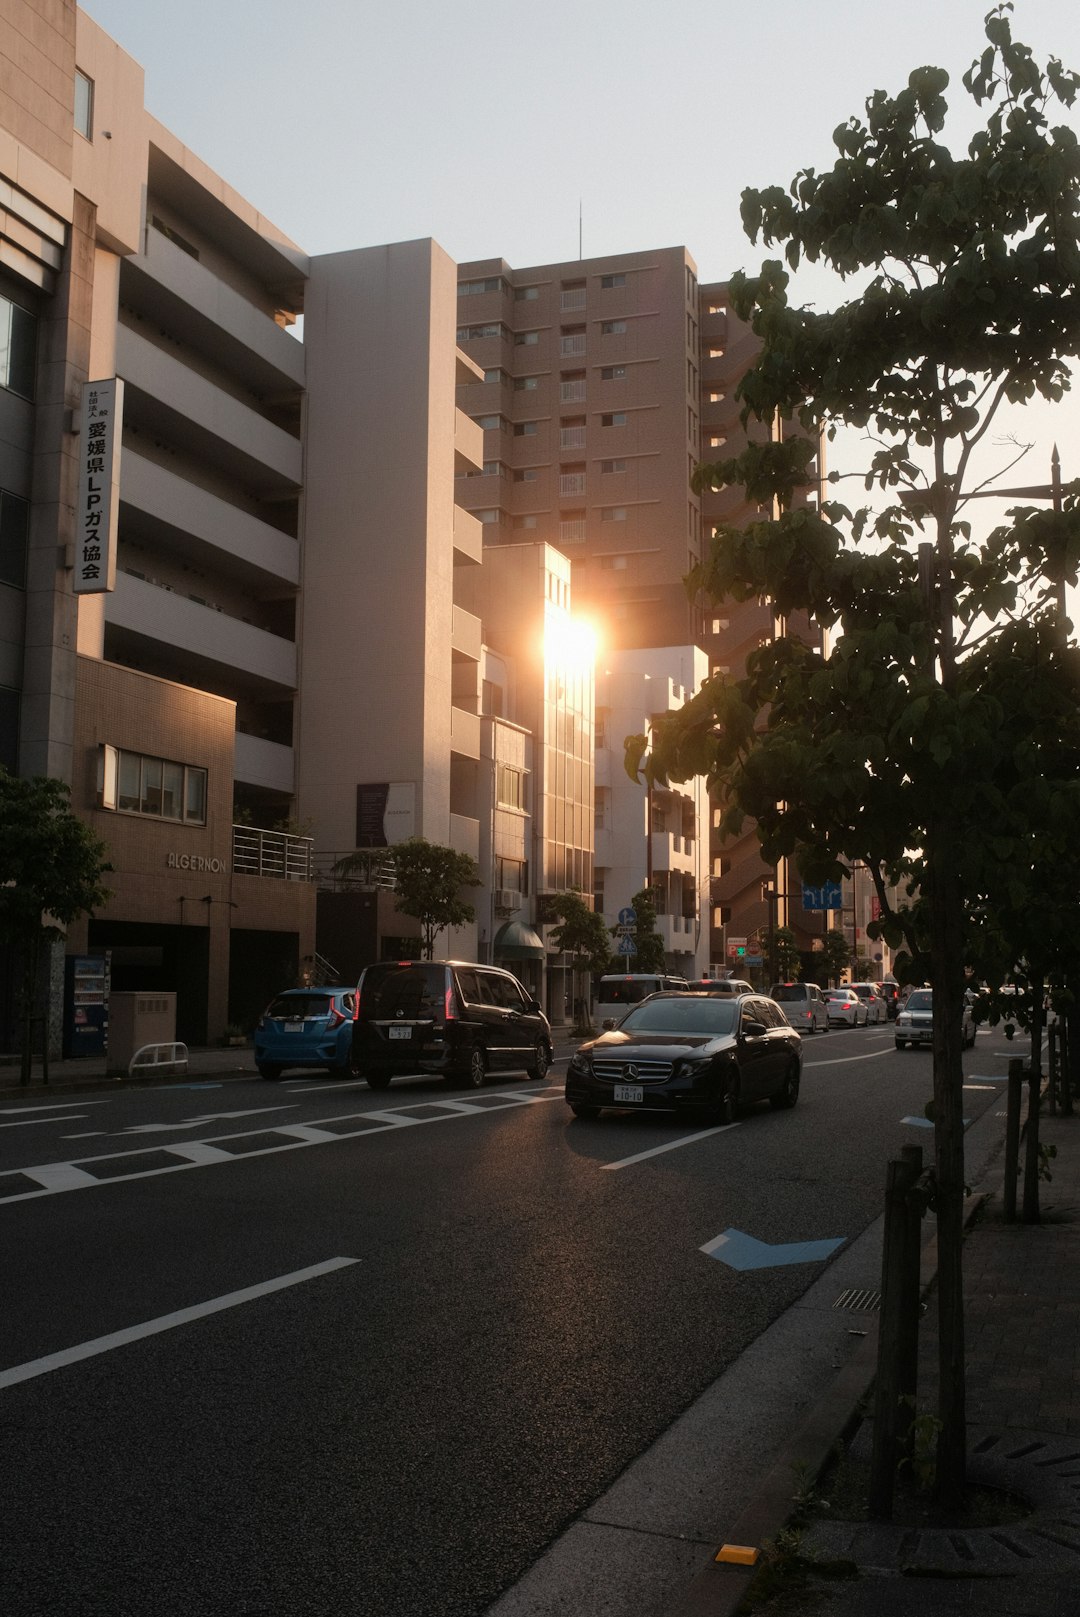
xmin=313 ymin=850 xmax=397 ymax=891
xmin=232 ymin=825 xmax=314 ymax=882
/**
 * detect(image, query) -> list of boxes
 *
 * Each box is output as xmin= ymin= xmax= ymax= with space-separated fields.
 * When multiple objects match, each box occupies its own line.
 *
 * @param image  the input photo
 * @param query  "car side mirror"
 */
xmin=742 ymin=1018 xmax=767 ymax=1037
xmin=601 ymin=1017 xmax=616 ymax=1031
xmin=526 ymin=998 xmax=542 ymax=1014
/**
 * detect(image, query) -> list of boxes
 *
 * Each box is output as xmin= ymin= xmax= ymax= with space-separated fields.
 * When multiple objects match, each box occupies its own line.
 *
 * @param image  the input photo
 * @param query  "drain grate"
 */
xmin=833 ymin=1287 xmax=881 ymax=1312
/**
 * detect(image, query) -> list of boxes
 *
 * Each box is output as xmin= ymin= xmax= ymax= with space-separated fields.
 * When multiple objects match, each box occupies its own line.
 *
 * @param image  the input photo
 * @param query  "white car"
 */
xmin=895 ymin=987 xmax=976 ymax=1049
xmin=849 ymin=982 xmax=887 ymax=1024
xmin=769 ymin=981 xmax=829 ymax=1034
xmin=824 ymin=987 xmax=868 ymax=1027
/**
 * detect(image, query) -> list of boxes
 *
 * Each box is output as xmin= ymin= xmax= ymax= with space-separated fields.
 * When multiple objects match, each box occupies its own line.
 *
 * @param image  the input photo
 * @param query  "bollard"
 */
xmin=870 ymin=1149 xmax=923 ymax=1519
xmin=1003 ymin=1057 xmax=1024 ymax=1223
xmin=1049 ymin=1021 xmax=1058 ymax=1116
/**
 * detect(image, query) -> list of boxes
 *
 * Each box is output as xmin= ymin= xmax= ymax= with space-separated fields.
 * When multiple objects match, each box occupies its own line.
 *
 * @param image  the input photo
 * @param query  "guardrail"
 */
xmin=232 ymin=826 xmax=313 ymax=881
xmin=128 ymin=1042 xmax=189 ymax=1080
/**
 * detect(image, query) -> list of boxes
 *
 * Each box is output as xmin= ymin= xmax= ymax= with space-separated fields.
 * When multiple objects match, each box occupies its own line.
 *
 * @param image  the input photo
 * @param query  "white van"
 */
xmin=596 ymin=973 xmax=688 ymax=1027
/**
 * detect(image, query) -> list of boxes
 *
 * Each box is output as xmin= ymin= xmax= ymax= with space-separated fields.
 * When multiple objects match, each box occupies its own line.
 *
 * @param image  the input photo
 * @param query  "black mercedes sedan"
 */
xmin=565 ymin=991 xmax=802 ymax=1122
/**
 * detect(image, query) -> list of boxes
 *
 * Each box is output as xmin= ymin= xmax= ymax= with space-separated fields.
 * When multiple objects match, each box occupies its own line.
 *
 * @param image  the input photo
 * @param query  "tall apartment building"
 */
xmin=454 ymin=250 xmax=826 ymax=974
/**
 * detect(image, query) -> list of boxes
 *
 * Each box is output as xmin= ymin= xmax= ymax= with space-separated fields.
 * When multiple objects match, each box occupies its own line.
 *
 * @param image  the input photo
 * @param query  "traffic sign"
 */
xmin=802 ymin=881 xmax=842 ymax=910
xmin=617 ymin=907 xmax=637 ymax=927
xmin=615 ymin=934 xmax=637 ymax=955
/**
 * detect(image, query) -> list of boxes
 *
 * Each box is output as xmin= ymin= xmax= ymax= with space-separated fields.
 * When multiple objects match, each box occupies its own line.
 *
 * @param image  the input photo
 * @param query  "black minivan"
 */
xmin=352 ymin=960 xmax=553 ymax=1090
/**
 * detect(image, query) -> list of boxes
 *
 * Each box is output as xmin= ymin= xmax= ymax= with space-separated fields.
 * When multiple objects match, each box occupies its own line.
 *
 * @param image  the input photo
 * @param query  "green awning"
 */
xmin=493 ymin=920 xmax=547 ymax=959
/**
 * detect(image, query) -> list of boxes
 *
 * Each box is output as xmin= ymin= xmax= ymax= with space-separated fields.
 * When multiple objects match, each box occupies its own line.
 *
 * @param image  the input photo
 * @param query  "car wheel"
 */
xmin=965 ymin=1025 xmax=976 ymax=1049
xmin=719 ymin=1069 xmax=741 ymax=1126
xmin=771 ymin=1061 xmax=800 ymax=1110
xmin=257 ymin=1063 xmax=282 ymax=1081
xmin=895 ymin=1039 xmax=906 ymax=1050
xmin=526 ymin=1040 xmax=551 ymax=1080
xmin=463 ymin=1046 xmax=487 ymax=1089
xmin=570 ymin=1103 xmax=600 ymax=1120
xmin=365 ymin=1069 xmax=393 ymax=1090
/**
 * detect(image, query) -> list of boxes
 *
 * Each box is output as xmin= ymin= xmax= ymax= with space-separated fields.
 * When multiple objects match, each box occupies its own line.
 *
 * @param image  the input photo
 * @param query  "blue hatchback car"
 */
xmin=255 ymin=987 xmax=358 ymax=1080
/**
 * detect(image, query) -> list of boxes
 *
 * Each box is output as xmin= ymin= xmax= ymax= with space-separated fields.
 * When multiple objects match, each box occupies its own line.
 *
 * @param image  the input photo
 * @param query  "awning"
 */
xmin=493 ymin=920 xmax=547 ymax=960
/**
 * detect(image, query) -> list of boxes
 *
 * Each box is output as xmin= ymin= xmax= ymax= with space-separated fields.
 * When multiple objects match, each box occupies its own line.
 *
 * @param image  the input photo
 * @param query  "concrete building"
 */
xmin=454 ymin=250 xmax=826 ymax=978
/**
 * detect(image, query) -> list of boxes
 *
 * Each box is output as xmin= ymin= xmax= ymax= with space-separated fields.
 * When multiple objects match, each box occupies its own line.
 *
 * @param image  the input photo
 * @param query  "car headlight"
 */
xmin=568 ymin=1053 xmax=591 ymax=1077
xmin=678 ymin=1055 xmax=714 ymax=1076
xmin=898 ymin=1013 xmax=912 ymax=1026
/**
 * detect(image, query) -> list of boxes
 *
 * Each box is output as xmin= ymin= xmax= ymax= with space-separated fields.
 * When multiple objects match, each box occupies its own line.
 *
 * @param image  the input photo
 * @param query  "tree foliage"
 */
xmin=0 ymin=771 xmax=112 ymax=1084
xmin=337 ymin=837 xmax=480 ymax=960
xmin=819 ymin=929 xmax=853 ymax=987
xmin=628 ymin=5 xmax=1080 ymax=1506
xmin=618 ymin=887 xmax=667 ymax=974
xmin=548 ymin=889 xmax=612 ymax=977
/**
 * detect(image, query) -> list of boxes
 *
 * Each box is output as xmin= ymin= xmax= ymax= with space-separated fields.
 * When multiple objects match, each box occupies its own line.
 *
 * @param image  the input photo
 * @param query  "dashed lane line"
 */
xmin=0 ymin=1257 xmax=359 ymax=1391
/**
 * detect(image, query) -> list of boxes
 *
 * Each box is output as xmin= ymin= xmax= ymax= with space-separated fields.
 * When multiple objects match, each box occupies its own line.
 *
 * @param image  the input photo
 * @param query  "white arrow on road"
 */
xmin=62 ymin=1107 xmax=297 ymax=1138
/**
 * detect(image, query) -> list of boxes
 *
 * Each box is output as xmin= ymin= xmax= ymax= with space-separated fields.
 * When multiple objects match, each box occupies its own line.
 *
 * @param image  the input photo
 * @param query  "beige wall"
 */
xmin=0 ymin=0 xmax=75 ymax=186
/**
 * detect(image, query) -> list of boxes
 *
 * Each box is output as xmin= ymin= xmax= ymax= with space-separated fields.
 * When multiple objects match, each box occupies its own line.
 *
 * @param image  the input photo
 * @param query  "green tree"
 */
xmin=818 ymin=929 xmax=852 ymax=987
xmin=630 ymin=8 xmax=1080 ymax=1506
xmin=772 ymin=925 xmax=801 ymax=982
xmin=619 ymin=887 xmax=667 ymax=974
xmin=336 ymin=837 xmax=480 ymax=959
xmin=0 ymin=772 xmax=112 ymax=1086
xmin=548 ymin=889 xmax=611 ymax=1032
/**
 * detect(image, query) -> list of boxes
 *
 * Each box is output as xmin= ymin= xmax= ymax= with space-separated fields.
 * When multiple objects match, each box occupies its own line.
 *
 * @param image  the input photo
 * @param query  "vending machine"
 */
xmin=63 ymin=953 xmax=111 ymax=1059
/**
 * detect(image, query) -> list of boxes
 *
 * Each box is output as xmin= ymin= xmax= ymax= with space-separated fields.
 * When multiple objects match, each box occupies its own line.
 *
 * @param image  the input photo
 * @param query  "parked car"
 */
xmin=848 ymin=982 xmax=887 ymax=1024
xmin=769 ymin=981 xmax=829 ymax=1034
xmin=255 ymin=987 xmax=358 ymax=1080
xmin=879 ymin=981 xmax=901 ymax=1019
xmin=565 ymin=991 xmax=802 ymax=1122
xmin=683 ymin=978 xmax=754 ymax=998
xmin=895 ymin=988 xmax=976 ymax=1049
xmin=824 ymin=987 xmax=868 ymax=1027
xmin=595 ymin=973 xmax=688 ymax=1027
xmin=352 ymin=960 xmax=552 ymax=1089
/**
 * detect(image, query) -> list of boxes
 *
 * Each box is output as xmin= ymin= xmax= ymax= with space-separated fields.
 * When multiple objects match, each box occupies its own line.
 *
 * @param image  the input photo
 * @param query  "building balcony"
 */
xmin=234 ymin=732 xmax=294 ymax=794
xmin=454 ymin=409 xmax=484 ymax=476
xmin=659 ymin=913 xmax=697 ymax=950
xmin=107 ymin=571 xmax=296 ymax=693
xmin=121 ymin=451 xmax=299 ymax=587
xmin=115 ymin=324 xmax=302 ymax=494
xmin=125 ymin=228 xmax=305 ymax=395
xmin=452 ymin=604 xmax=481 ymax=664
xmin=449 ymin=812 xmax=480 ymax=862
xmin=232 ymin=823 xmax=313 ymax=881
xmin=450 ymin=705 xmax=481 ymax=761
xmin=453 ymin=506 xmax=483 ymax=566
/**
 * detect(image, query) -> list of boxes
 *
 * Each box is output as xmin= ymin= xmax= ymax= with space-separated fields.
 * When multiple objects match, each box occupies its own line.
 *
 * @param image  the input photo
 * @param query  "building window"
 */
xmin=514 ymin=330 xmax=540 ymax=346
xmin=560 ymin=282 xmax=586 ymax=312
xmin=459 ymin=277 xmax=504 ymax=296
xmin=475 ymin=413 xmax=507 ymax=431
xmin=599 ymin=555 xmax=628 ymax=570
xmin=457 ymin=323 xmax=506 ymax=342
xmin=600 ymin=459 xmax=626 ymax=474
xmin=0 ymin=294 xmax=37 ymax=401
xmin=559 ymin=371 xmax=586 ymax=403
xmin=513 ymin=421 xmax=539 ymax=437
xmin=496 ymin=856 xmax=528 ymax=894
xmin=601 ymin=412 xmax=627 ymax=428
xmin=601 ymin=320 xmax=627 ymax=335
xmin=100 ymin=745 xmax=207 ymax=824
xmin=513 ymin=468 xmax=538 ymax=483
xmin=74 ymin=69 xmax=94 ymax=139
xmin=482 ymin=367 xmax=505 ymax=384
xmin=559 ymin=465 xmax=586 ymax=497
xmin=514 ymin=285 xmax=540 ymax=301
xmin=0 ymin=490 xmax=29 ymax=589
xmin=475 ymin=509 xmax=501 ymax=523
xmin=559 ymin=511 xmax=586 ymax=544
xmin=601 ymin=506 xmax=627 ymax=521
xmin=560 ymin=325 xmax=586 ymax=358
xmin=513 ymin=375 xmax=539 ymax=391
xmin=512 ymin=515 xmax=538 ymax=531
xmin=559 ymin=418 xmax=586 ymax=450
xmin=601 ymin=365 xmax=627 ymax=381
xmin=600 ymin=273 xmax=626 ymax=289
xmin=497 ymin=763 xmax=527 ymax=810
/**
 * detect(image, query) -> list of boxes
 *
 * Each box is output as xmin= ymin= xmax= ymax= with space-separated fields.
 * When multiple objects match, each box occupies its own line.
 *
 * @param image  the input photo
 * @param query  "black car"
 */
xmin=564 ymin=991 xmax=802 ymax=1122
xmin=352 ymin=960 xmax=552 ymax=1090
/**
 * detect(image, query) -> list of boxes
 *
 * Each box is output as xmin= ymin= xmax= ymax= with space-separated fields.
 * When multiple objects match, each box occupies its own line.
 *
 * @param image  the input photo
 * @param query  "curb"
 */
xmin=666 ymin=1190 xmax=991 ymax=1617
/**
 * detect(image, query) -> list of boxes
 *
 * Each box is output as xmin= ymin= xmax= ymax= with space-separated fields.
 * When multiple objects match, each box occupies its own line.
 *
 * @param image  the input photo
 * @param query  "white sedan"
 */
xmin=849 ymin=982 xmax=888 ymax=1024
xmin=825 ymin=988 xmax=868 ymax=1027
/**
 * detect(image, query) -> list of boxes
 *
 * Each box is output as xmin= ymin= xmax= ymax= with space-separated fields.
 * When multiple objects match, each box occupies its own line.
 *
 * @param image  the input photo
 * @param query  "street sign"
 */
xmin=617 ymin=907 xmax=637 ymax=927
xmin=615 ymin=934 xmax=637 ymax=955
xmin=802 ymin=881 xmax=842 ymax=910
xmin=727 ymin=936 xmax=747 ymax=960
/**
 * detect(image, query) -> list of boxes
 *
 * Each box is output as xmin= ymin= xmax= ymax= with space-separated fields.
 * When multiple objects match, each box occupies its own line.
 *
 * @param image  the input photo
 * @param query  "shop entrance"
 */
xmin=87 ymin=921 xmax=209 ymax=1045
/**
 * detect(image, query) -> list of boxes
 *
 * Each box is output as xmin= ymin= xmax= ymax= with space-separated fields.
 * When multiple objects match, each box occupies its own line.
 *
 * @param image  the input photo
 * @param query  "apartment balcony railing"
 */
xmin=559 ymin=427 xmax=586 ymax=450
xmin=560 ymin=289 xmax=587 ymax=312
xmin=558 ymin=518 xmax=587 ymax=544
xmin=559 ymin=380 xmax=586 ymax=403
xmin=232 ymin=825 xmax=314 ymax=882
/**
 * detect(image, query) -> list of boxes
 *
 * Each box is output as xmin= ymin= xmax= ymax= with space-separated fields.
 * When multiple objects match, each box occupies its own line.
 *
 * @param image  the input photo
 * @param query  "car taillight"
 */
xmin=445 ymin=984 xmax=456 ymax=1021
xmin=326 ymin=1006 xmax=346 ymax=1030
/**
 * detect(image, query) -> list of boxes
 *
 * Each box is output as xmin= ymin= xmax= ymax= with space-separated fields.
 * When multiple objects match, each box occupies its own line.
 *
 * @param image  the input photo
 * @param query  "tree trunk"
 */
xmin=19 ymin=928 xmax=39 ymax=1088
xmin=928 ymin=824 xmax=967 ymax=1509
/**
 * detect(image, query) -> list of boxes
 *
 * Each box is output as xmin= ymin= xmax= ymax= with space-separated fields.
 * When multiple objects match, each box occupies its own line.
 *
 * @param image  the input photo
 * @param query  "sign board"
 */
xmin=617 ymin=907 xmax=637 ymax=927
xmin=615 ymin=934 xmax=637 ymax=956
xmin=802 ymin=881 xmax=843 ymax=911
xmin=74 ymin=378 xmax=123 ymax=594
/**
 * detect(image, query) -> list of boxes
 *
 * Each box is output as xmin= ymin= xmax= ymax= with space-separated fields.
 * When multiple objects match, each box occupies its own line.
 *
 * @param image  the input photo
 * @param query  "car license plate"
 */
xmin=284 ymin=1020 xmax=304 ymax=1032
xmin=614 ymin=1084 xmax=643 ymax=1103
xmin=389 ymin=1026 xmax=411 ymax=1040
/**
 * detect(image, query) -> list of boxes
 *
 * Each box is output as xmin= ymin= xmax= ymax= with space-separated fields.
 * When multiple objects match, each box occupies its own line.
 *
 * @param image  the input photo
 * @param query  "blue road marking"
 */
xmin=164 ymin=1083 xmax=223 ymax=1090
xmin=902 ymin=1115 xmax=970 ymax=1128
xmin=701 ymin=1227 xmax=845 ymax=1270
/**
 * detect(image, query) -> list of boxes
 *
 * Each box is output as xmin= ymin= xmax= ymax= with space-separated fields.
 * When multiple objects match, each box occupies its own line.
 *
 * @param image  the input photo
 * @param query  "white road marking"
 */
xmin=0 ymin=1100 xmax=114 ymax=1114
xmin=803 ymin=1048 xmax=897 ymax=1068
xmin=0 ymin=1115 xmax=83 ymax=1130
xmin=0 ymin=1257 xmax=359 ymax=1391
xmin=603 ymin=1121 xmax=742 ymax=1170
xmin=76 ymin=1106 xmax=298 ymax=1137
xmin=0 ymin=1090 xmax=565 ymax=1203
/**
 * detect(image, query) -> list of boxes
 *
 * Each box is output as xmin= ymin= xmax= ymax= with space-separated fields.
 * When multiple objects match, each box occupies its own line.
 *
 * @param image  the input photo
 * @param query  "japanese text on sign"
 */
xmin=73 ymin=378 xmax=123 ymax=595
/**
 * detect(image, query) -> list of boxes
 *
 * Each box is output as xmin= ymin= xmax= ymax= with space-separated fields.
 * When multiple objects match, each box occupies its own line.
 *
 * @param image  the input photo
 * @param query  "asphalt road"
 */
xmin=0 ymin=1024 xmax=1011 ymax=1616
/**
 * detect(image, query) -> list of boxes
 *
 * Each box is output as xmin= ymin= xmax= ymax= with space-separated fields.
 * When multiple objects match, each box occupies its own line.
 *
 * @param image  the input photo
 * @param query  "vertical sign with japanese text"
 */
xmin=73 ymin=378 xmax=123 ymax=594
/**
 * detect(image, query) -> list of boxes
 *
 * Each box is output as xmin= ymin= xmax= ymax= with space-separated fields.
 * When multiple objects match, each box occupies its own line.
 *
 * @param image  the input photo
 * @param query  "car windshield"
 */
xmin=906 ymin=990 xmax=933 ymax=1011
xmin=602 ymin=981 xmax=657 ymax=1006
xmin=267 ymin=994 xmax=333 ymax=1019
xmin=827 ymin=990 xmax=852 ymax=1000
xmin=359 ymin=963 xmax=445 ymax=1018
xmin=616 ymin=997 xmax=738 ymax=1036
xmin=771 ymin=985 xmax=806 ymax=1002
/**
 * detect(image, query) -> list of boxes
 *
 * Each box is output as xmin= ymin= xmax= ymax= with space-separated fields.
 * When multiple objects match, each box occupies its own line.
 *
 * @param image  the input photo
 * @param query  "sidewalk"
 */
xmin=708 ymin=1101 xmax=1080 ymax=1617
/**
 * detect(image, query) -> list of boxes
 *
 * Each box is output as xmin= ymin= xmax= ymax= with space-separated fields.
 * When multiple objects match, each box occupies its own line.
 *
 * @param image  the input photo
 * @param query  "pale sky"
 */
xmin=81 ymin=0 xmax=1080 ymax=507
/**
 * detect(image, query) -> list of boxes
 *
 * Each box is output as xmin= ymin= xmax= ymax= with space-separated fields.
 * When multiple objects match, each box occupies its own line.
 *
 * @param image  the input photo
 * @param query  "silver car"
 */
xmin=895 ymin=988 xmax=976 ymax=1050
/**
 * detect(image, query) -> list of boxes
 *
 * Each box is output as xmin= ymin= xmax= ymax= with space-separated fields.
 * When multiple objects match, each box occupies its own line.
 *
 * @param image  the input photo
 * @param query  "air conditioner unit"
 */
xmin=494 ymin=889 xmax=521 ymax=911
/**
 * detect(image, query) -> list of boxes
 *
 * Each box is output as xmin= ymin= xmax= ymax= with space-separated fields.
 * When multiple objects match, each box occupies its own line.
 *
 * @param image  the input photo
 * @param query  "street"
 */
xmin=0 ymin=1023 xmax=1013 ymax=1616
